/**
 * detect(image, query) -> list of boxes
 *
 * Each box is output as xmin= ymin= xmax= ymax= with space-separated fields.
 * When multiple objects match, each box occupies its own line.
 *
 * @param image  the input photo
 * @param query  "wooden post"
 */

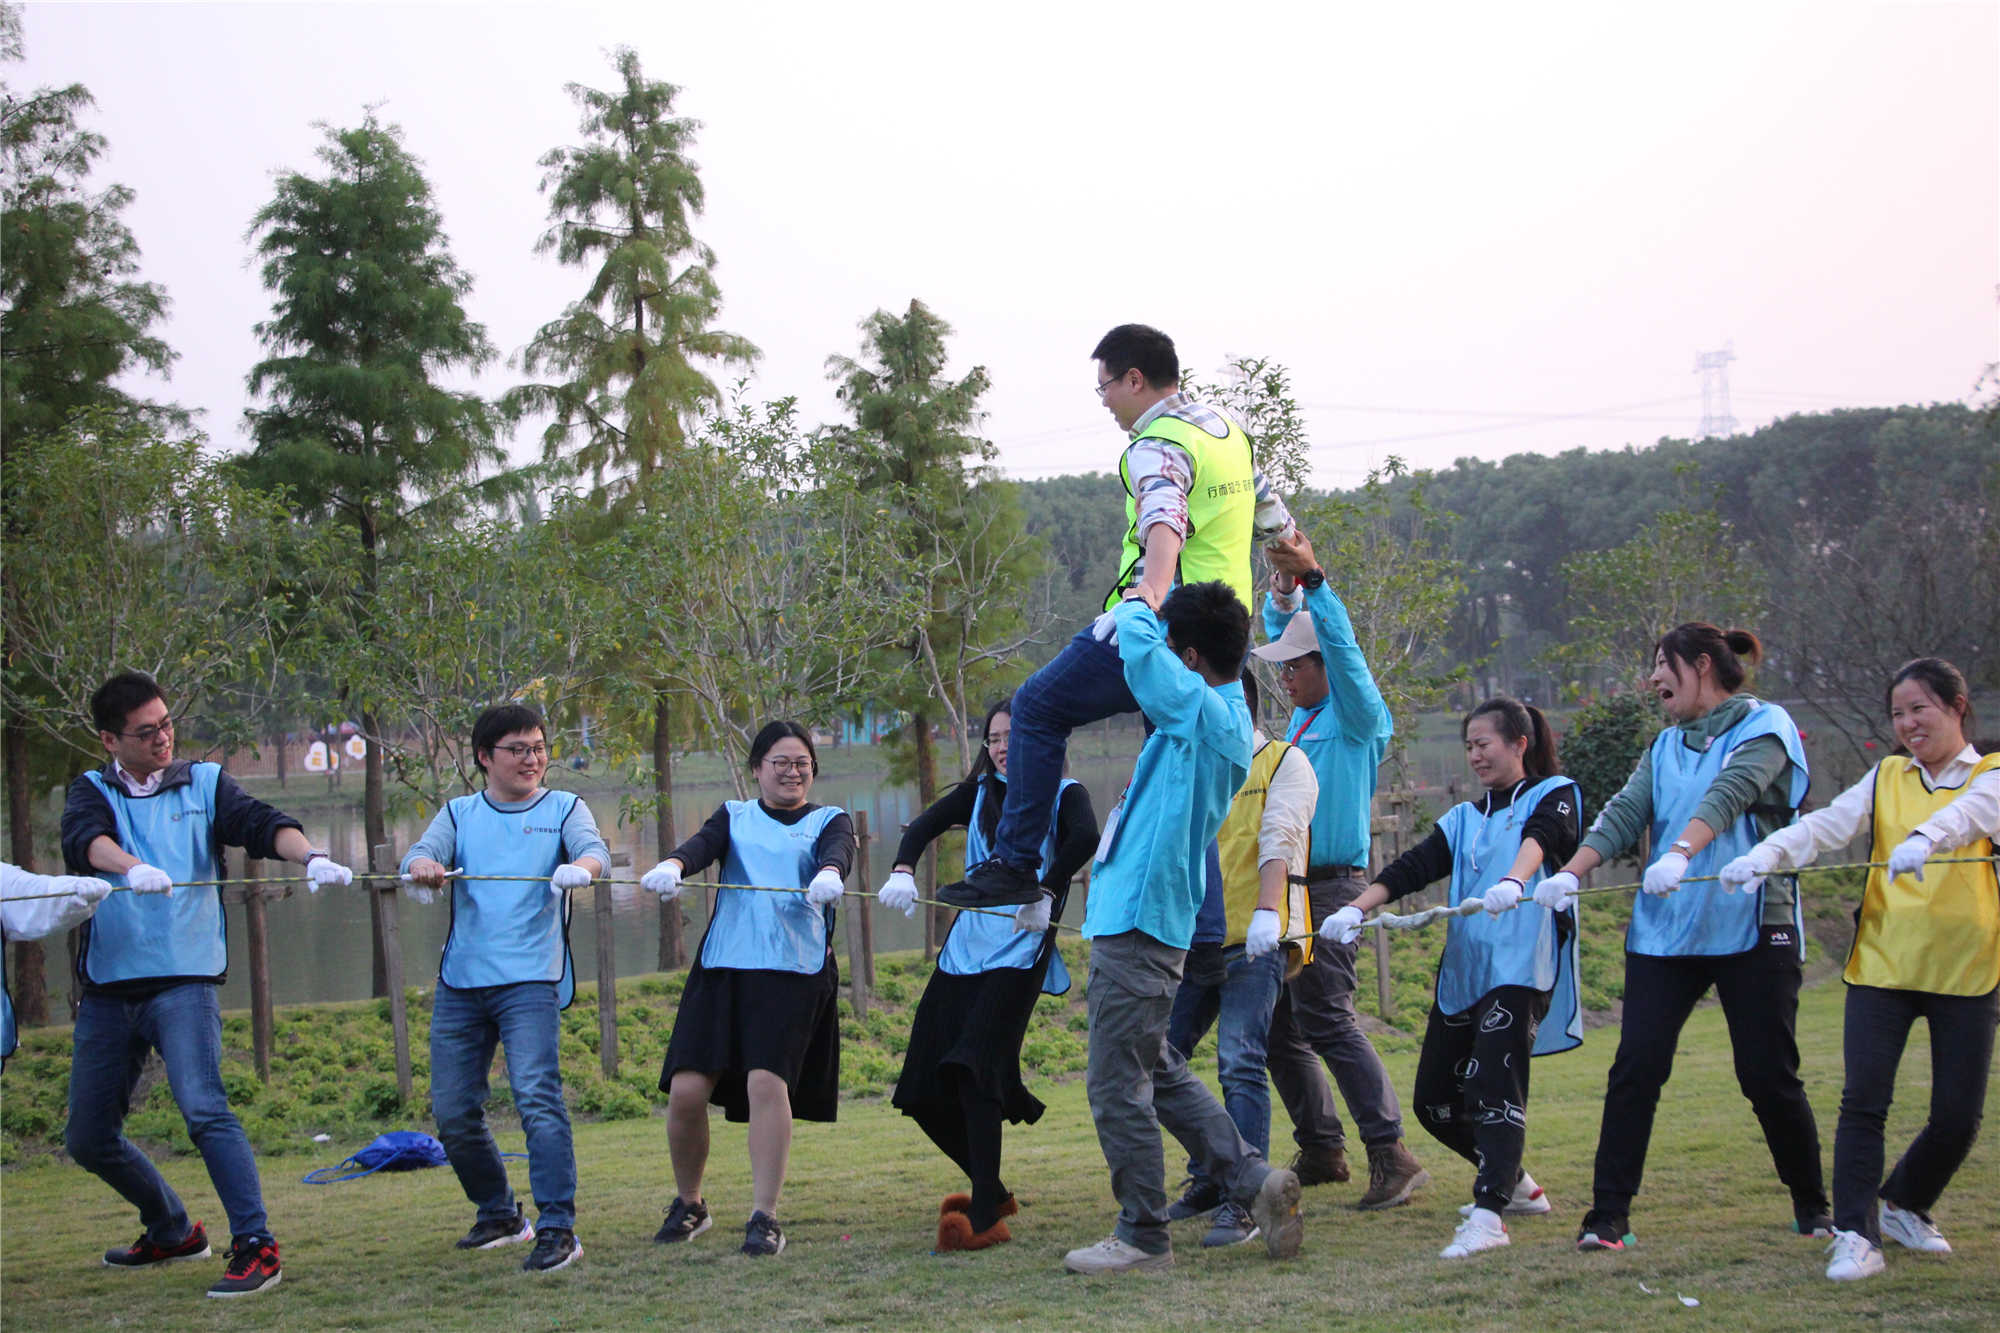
xmin=921 ymin=843 xmax=938 ymax=963
xmin=847 ymin=812 xmax=871 ymax=1016
xmin=368 ymin=844 xmax=413 ymax=1106
xmin=244 ymin=856 xmax=275 ymax=1084
xmin=855 ymin=811 xmax=876 ymax=989
xmin=594 ymin=851 xmax=618 ymax=1079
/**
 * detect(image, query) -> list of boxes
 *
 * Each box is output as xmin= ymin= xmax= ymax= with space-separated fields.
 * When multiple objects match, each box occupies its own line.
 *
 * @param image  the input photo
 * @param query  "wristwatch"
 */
xmin=1297 ymin=568 xmax=1326 ymax=592
xmin=1670 ymin=839 xmax=1694 ymax=856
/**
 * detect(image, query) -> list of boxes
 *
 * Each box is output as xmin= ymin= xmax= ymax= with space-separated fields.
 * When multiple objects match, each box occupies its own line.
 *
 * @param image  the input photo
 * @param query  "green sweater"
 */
xmin=1581 ymin=695 xmax=1799 ymax=922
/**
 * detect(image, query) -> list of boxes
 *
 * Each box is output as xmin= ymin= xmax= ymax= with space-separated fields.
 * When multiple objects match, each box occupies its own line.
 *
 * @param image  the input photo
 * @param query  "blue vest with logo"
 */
xmin=79 ymin=765 xmax=227 ymax=985
xmin=439 ymin=790 xmax=580 ymax=1007
xmin=700 ymin=802 xmax=843 ymax=974
xmin=1435 ymin=776 xmax=1583 ymax=1055
xmin=1631 ymin=701 xmax=1810 ymax=958
xmin=2 ymin=946 xmax=15 ymax=1065
xmin=938 ymin=777 xmax=1073 ymax=996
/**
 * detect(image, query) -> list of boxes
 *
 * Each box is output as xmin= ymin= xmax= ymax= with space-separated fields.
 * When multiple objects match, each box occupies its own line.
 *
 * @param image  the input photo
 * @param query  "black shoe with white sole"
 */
xmin=522 ymin=1227 xmax=581 ymax=1273
xmin=456 ymin=1208 xmax=535 ymax=1250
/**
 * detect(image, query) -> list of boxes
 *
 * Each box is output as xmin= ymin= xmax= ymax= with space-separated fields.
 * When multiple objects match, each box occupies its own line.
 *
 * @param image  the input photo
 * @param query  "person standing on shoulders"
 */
xmin=941 ymin=323 xmax=1294 ymax=914
xmin=402 ymin=703 xmax=608 ymax=1275
xmin=62 ymin=671 xmax=354 ymax=1298
xmin=1721 ymin=657 xmax=1998 ymax=1282
xmin=1538 ymin=624 xmax=1827 ymax=1253
xmin=1251 ymin=532 xmax=1429 ymax=1210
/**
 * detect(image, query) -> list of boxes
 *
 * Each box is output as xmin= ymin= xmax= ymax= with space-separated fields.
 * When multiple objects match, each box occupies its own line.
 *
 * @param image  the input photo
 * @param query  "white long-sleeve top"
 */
xmin=1758 ymin=745 xmax=2000 ymax=868
xmin=1256 ymin=731 xmax=1320 ymax=881
xmin=2 ymin=862 xmax=102 ymax=941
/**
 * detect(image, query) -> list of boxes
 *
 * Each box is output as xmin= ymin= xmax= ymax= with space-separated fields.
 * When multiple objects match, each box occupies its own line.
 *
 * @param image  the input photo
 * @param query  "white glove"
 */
xmin=878 ymin=870 xmax=918 ymax=918
xmin=1533 ymin=871 xmax=1578 ymax=911
xmin=1089 ymin=608 xmax=1120 ymax=645
xmin=1320 ymin=904 xmax=1365 ymax=945
xmin=1718 ymin=846 xmax=1778 ymax=894
xmin=1643 ymin=850 xmax=1689 ymax=896
xmin=1245 ymin=907 xmax=1282 ymax=957
xmin=1482 ymin=878 xmax=1524 ymax=915
xmin=642 ymin=860 xmax=684 ymax=901
xmin=125 ymin=862 xmax=173 ymax=895
xmin=1014 ymin=892 xmax=1052 ymax=933
xmin=399 ymin=874 xmax=438 ymax=906
xmin=806 ymin=868 xmax=845 ymax=906
xmin=63 ymin=875 xmax=114 ymax=909
xmin=550 ymin=862 xmax=593 ymax=896
xmin=305 ymin=856 xmax=354 ymax=893
xmin=1887 ymin=833 xmax=1933 ymax=882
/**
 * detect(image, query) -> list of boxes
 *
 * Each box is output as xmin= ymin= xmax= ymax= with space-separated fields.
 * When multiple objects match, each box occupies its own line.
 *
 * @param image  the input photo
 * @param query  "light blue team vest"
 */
xmin=3 ymin=947 xmax=15 ymax=1064
xmin=1436 ymin=776 xmax=1583 ymax=1056
xmin=1631 ymin=701 xmax=1810 ymax=959
xmin=700 ymin=801 xmax=843 ymax=975
xmin=439 ymin=790 xmax=581 ymax=1007
xmin=938 ymin=777 xmax=1074 ymax=996
xmin=80 ymin=764 xmax=227 ymax=985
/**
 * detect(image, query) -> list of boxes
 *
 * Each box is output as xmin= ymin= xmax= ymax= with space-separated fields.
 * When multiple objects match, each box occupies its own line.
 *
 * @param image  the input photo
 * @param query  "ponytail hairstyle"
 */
xmin=1884 ymin=657 xmax=1976 ymax=741
xmin=964 ymin=699 xmax=1011 ymax=785
xmin=1654 ymin=622 xmax=1763 ymax=693
xmin=1462 ymin=696 xmax=1561 ymax=780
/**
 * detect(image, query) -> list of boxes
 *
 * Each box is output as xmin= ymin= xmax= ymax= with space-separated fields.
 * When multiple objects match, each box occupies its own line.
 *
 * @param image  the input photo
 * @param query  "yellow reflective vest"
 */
xmin=1846 ymin=752 xmax=2000 ymax=995
xmin=1106 ymin=408 xmax=1257 ymax=612
xmin=1215 ymin=737 xmax=1312 ymax=960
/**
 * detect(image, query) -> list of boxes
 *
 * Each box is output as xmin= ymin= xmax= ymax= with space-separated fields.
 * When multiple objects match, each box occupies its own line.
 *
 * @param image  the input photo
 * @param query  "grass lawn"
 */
xmin=3 ymin=974 xmax=1994 ymax=1330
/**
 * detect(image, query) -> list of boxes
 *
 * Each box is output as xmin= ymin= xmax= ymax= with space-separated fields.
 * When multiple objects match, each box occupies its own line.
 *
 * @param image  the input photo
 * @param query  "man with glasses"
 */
xmin=942 ymin=323 xmax=1296 ymax=911
xmin=61 ymin=670 xmax=354 ymax=1297
xmin=402 ymin=703 xmax=608 ymax=1274
xmin=1249 ymin=536 xmax=1430 ymax=1211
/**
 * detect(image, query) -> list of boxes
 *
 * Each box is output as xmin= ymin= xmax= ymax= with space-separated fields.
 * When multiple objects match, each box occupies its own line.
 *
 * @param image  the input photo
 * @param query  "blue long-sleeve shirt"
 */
xmin=1262 ymin=583 xmax=1392 ymax=870
xmin=1082 ymin=599 xmax=1254 ymax=949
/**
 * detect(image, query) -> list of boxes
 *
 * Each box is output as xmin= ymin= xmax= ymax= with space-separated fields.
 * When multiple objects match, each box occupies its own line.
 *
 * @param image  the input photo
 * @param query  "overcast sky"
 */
xmin=14 ymin=1 xmax=1997 ymax=488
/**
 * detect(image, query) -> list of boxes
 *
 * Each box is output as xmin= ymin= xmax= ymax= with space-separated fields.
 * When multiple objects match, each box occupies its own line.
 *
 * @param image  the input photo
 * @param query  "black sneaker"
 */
xmin=206 ymin=1236 xmax=281 ymax=1298
xmin=654 ymin=1196 xmax=712 ymax=1245
xmin=522 ymin=1226 xmax=581 ymax=1273
xmin=456 ymin=1208 xmax=535 ymax=1250
xmin=1576 ymin=1211 xmax=1633 ymax=1252
xmin=1165 ymin=1176 xmax=1227 ymax=1221
xmin=938 ymin=859 xmax=1044 ymax=909
xmin=741 ymin=1210 xmax=786 ymax=1257
xmin=1794 ymin=1207 xmax=1836 ymax=1239
xmin=104 ymin=1220 xmax=211 ymax=1268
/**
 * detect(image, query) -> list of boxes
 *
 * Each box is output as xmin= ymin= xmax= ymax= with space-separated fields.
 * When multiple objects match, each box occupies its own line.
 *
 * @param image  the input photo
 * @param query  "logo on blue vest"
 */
xmin=522 ymin=824 xmax=561 ymax=835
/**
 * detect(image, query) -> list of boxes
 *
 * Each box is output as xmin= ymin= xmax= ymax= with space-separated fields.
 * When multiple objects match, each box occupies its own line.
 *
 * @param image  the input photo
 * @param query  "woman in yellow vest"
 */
xmin=1321 ymin=697 xmax=1583 ymax=1260
xmin=1722 ymin=657 xmax=1999 ymax=1283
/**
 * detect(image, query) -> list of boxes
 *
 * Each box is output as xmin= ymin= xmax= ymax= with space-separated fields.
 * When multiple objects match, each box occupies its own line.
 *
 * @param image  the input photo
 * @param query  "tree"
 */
xmin=503 ymin=48 xmax=757 ymax=964
xmin=1 ymin=4 xmax=178 ymax=1022
xmin=241 ymin=112 xmax=501 ymax=992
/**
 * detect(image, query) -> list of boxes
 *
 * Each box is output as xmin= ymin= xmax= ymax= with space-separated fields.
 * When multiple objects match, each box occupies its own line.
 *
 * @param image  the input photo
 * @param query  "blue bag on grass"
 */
xmin=302 ymin=1130 xmax=452 ymax=1184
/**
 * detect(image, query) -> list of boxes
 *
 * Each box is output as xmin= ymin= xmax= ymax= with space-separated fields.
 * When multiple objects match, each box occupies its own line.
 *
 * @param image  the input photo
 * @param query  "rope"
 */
xmin=1353 ymin=856 xmax=2000 ymax=933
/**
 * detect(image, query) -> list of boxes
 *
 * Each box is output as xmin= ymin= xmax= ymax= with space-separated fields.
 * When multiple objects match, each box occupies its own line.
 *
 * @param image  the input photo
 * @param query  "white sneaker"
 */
xmin=1061 ymin=1235 xmax=1173 ymax=1275
xmin=1880 ymin=1201 xmax=1951 ymax=1254
xmin=1441 ymin=1208 xmax=1510 ymax=1259
xmin=1460 ymin=1170 xmax=1552 ymax=1217
xmin=1825 ymin=1229 xmax=1885 ymax=1281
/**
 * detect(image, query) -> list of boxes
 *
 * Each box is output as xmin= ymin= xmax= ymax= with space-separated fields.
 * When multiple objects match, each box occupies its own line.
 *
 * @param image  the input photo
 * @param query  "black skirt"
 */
xmin=891 ymin=943 xmax=1055 ymax=1127
xmin=659 ymin=950 xmax=841 ymax=1123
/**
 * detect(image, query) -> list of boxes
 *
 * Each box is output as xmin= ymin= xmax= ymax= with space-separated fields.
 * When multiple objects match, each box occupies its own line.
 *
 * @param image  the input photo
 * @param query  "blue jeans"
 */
xmin=65 ymin=983 xmax=270 ymax=1243
xmin=993 ymin=627 xmax=1139 ymax=871
xmin=1167 ymin=942 xmax=1285 ymax=1183
xmin=430 ymin=981 xmax=576 ymax=1230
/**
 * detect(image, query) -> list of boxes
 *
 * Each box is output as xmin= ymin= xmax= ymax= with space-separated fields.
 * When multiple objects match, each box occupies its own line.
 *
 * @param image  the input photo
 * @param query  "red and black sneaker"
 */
xmin=206 ymin=1236 xmax=281 ymax=1298
xmin=103 ymin=1221 xmax=211 ymax=1268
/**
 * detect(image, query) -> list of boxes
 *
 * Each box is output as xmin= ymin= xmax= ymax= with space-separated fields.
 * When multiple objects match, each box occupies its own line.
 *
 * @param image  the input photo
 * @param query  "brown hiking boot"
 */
xmin=1288 ymin=1146 xmax=1350 ymax=1187
xmin=1357 ymin=1141 xmax=1430 ymax=1211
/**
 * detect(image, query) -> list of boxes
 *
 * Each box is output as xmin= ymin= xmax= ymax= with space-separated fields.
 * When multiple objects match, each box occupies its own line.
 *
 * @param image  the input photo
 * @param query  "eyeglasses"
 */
xmin=765 ymin=757 xmax=813 ymax=774
xmin=1094 ymin=373 xmax=1125 ymax=399
xmin=985 ymin=732 xmax=1010 ymax=747
xmin=1278 ymin=660 xmax=1321 ymax=680
xmin=493 ymin=742 xmax=548 ymax=759
xmin=117 ymin=718 xmax=175 ymax=742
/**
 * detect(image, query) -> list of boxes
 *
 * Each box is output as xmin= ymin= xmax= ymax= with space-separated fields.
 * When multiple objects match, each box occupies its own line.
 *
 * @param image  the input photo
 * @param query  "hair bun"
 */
xmin=1723 ymin=629 xmax=1762 ymax=665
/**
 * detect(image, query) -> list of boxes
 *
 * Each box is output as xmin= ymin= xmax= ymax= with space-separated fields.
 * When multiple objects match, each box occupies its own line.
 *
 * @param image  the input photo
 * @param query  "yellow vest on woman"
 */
xmin=1216 ymin=737 xmax=1311 ymax=959
xmin=1847 ymin=751 xmax=2000 ymax=995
